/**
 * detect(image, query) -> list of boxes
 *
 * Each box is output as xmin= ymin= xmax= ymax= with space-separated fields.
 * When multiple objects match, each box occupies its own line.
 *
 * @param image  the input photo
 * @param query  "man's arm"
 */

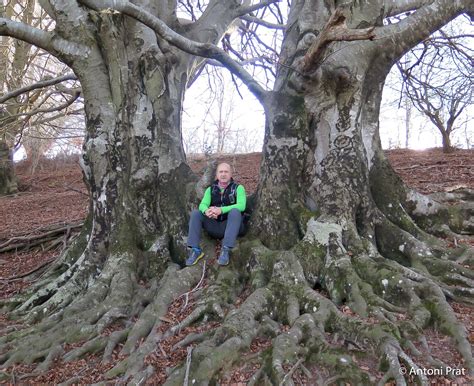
xmin=198 ymin=187 xmax=211 ymax=214
xmin=221 ymin=185 xmax=246 ymax=214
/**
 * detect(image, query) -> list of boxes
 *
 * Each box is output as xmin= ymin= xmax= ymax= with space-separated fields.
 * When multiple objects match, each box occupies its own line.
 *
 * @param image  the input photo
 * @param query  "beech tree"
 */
xmin=1 ymin=0 xmax=473 ymax=384
xmin=0 ymin=0 xmax=35 ymax=195
xmin=0 ymin=0 xmax=84 ymax=185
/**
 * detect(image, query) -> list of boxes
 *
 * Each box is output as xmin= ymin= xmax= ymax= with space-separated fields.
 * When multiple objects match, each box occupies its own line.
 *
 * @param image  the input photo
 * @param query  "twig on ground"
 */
xmin=183 ymin=346 xmax=193 ymax=386
xmin=158 ymin=343 xmax=167 ymax=358
xmin=65 ymin=186 xmax=89 ymax=196
xmin=0 ymin=222 xmax=82 ymax=253
xmin=179 ymin=261 xmax=207 ymax=311
xmin=0 ymin=191 xmax=34 ymax=198
xmin=280 ymin=357 xmax=304 ymax=385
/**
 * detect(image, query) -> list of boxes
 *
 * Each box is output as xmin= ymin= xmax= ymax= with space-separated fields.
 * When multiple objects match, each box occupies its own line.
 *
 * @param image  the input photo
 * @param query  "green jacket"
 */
xmin=199 ymin=183 xmax=246 ymax=215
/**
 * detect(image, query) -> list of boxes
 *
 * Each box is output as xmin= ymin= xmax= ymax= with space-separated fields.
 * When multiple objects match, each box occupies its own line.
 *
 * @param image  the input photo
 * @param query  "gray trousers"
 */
xmin=187 ymin=209 xmax=244 ymax=248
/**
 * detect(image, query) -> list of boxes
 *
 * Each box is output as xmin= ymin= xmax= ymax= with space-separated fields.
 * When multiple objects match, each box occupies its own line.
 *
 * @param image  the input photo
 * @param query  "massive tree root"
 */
xmin=0 ymin=236 xmax=205 ymax=380
xmin=163 ymin=223 xmax=473 ymax=385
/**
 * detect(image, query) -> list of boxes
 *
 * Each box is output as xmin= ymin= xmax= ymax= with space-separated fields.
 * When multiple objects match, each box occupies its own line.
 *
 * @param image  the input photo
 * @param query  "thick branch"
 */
xmin=2 ymin=92 xmax=81 ymax=122
xmin=0 ymin=74 xmax=78 ymax=104
xmin=301 ymin=7 xmax=375 ymax=73
xmin=377 ymin=0 xmax=469 ymax=60
xmin=0 ymin=221 xmax=83 ymax=254
xmin=78 ymin=0 xmax=268 ymax=105
xmin=0 ymin=17 xmax=56 ymax=53
xmin=383 ymin=0 xmax=434 ymax=18
xmin=0 ymin=18 xmax=84 ymax=59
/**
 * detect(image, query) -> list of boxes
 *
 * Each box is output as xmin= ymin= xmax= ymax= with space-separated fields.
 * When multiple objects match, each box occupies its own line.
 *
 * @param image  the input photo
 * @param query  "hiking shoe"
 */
xmin=218 ymin=247 xmax=231 ymax=266
xmin=186 ymin=247 xmax=204 ymax=266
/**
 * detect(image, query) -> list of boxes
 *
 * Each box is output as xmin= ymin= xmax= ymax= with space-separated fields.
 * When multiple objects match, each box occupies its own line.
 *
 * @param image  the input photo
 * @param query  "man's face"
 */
xmin=216 ymin=163 xmax=232 ymax=184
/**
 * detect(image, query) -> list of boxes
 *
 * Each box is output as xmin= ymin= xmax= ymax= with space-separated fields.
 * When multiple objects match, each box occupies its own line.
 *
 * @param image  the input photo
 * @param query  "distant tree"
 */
xmin=194 ymin=69 xmax=246 ymax=154
xmin=396 ymin=17 xmax=473 ymax=152
xmin=0 ymin=139 xmax=16 ymax=194
xmin=0 ymin=0 xmax=84 ymax=182
xmin=214 ymin=78 xmax=234 ymax=153
xmin=0 ymin=0 xmax=33 ymax=194
xmin=182 ymin=68 xmax=236 ymax=155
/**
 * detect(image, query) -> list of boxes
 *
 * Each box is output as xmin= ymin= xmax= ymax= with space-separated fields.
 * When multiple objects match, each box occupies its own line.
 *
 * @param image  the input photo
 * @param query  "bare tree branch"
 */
xmin=1 ymin=93 xmax=81 ymax=125
xmin=235 ymin=0 xmax=280 ymax=18
xmin=24 ymin=134 xmax=83 ymax=140
xmin=0 ymin=73 xmax=78 ymax=104
xmin=29 ymin=107 xmax=84 ymax=127
xmin=0 ymin=17 xmax=54 ymax=51
xmin=28 ymin=92 xmax=81 ymax=116
xmin=241 ymin=14 xmax=285 ymax=30
xmin=396 ymin=35 xmax=473 ymax=152
xmin=78 ymin=0 xmax=269 ymax=105
xmin=0 ymin=17 xmax=84 ymax=58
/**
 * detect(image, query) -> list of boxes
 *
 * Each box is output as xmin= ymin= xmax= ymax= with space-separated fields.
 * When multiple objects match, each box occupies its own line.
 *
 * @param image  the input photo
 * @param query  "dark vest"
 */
xmin=210 ymin=179 xmax=239 ymax=222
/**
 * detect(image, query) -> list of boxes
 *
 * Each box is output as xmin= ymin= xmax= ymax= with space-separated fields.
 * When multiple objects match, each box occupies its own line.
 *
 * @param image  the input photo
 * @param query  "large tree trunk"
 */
xmin=0 ymin=140 xmax=17 ymax=196
xmin=9 ymin=11 xmax=196 ymax=315
xmin=253 ymin=1 xmax=385 ymax=250
xmin=246 ymin=0 xmax=474 ymax=382
xmin=0 ymin=0 xmax=35 ymax=196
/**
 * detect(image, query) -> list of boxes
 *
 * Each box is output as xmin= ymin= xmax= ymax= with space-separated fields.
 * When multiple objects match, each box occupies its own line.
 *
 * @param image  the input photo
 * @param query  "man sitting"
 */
xmin=186 ymin=162 xmax=246 ymax=266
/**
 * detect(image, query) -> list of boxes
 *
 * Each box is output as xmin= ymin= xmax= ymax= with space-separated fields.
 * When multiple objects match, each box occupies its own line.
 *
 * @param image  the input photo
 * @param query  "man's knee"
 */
xmin=227 ymin=208 xmax=241 ymax=219
xmin=190 ymin=209 xmax=203 ymax=219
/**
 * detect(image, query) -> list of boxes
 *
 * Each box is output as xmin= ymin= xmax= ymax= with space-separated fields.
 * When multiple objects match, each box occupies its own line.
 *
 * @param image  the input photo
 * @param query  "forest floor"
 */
xmin=0 ymin=148 xmax=473 ymax=384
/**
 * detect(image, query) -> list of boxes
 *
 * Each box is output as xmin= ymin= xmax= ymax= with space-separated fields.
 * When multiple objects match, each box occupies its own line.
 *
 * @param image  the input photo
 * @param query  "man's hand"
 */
xmin=205 ymin=207 xmax=222 ymax=219
xmin=205 ymin=208 xmax=217 ymax=219
xmin=204 ymin=208 xmax=215 ymax=218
